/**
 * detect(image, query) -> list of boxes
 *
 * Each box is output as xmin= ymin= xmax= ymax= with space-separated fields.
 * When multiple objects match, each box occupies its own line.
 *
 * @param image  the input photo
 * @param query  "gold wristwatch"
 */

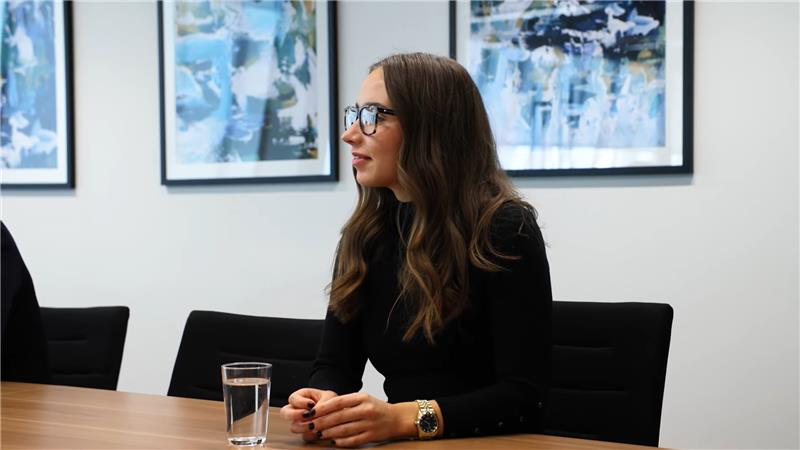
xmin=414 ymin=399 xmax=438 ymax=439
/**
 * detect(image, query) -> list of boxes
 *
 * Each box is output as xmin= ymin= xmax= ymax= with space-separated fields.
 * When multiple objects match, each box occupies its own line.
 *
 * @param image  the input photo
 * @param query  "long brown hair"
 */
xmin=329 ymin=53 xmax=536 ymax=343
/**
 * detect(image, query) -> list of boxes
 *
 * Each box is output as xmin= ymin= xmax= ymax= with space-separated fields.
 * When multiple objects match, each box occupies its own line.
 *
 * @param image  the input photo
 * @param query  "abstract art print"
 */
xmin=451 ymin=0 xmax=693 ymax=176
xmin=159 ymin=0 xmax=338 ymax=185
xmin=1 ymin=0 xmax=74 ymax=188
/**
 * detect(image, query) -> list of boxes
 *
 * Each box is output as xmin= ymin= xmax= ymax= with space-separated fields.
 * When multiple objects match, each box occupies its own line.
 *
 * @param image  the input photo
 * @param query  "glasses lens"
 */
xmin=344 ymin=107 xmax=358 ymax=130
xmin=360 ymin=105 xmax=377 ymax=135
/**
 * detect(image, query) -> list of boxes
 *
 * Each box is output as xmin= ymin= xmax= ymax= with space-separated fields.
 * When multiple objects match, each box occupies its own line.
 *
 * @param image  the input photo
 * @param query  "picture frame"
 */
xmin=158 ymin=1 xmax=338 ymax=185
xmin=450 ymin=0 xmax=693 ymax=176
xmin=1 ymin=0 xmax=75 ymax=189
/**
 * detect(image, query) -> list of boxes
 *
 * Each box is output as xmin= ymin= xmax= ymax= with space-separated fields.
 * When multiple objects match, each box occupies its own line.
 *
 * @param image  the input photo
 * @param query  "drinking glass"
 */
xmin=221 ymin=362 xmax=272 ymax=446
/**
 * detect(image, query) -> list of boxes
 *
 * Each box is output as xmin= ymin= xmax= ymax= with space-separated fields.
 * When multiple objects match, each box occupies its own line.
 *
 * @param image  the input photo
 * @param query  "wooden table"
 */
xmin=1 ymin=382 xmax=661 ymax=449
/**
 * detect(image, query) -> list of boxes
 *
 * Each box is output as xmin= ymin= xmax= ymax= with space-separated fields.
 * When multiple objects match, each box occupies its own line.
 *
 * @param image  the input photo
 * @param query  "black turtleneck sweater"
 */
xmin=309 ymin=203 xmax=552 ymax=438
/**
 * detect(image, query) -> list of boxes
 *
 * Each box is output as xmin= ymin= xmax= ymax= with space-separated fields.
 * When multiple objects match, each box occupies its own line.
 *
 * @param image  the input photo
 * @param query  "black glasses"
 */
xmin=344 ymin=104 xmax=396 ymax=136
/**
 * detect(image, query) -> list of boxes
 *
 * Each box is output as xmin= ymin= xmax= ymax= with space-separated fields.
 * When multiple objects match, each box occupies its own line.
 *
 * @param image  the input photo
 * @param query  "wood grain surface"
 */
xmin=1 ymin=382 xmax=665 ymax=450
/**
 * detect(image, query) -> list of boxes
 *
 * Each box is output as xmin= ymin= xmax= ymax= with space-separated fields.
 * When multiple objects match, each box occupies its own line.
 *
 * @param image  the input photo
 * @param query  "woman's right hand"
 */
xmin=280 ymin=388 xmax=338 ymax=441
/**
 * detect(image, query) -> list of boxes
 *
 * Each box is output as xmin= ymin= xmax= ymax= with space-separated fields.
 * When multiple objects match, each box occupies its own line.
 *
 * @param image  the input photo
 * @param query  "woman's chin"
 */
xmin=355 ymin=173 xmax=377 ymax=188
xmin=355 ymin=171 xmax=395 ymax=190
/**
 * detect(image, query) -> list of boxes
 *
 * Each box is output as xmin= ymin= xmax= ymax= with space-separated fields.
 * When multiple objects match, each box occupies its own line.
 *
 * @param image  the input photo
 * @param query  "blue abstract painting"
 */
xmin=455 ymin=0 xmax=691 ymax=173
xmin=1 ymin=0 xmax=60 ymax=171
xmin=171 ymin=1 xmax=318 ymax=164
xmin=161 ymin=0 xmax=336 ymax=184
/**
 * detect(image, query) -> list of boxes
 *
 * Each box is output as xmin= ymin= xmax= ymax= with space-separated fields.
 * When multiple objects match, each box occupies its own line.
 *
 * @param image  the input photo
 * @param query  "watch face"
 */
xmin=419 ymin=413 xmax=438 ymax=433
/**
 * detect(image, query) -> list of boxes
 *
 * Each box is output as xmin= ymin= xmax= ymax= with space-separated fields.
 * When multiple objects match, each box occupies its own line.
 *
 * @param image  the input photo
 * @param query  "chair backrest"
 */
xmin=168 ymin=310 xmax=324 ymax=407
xmin=39 ymin=306 xmax=130 ymax=390
xmin=544 ymin=301 xmax=673 ymax=447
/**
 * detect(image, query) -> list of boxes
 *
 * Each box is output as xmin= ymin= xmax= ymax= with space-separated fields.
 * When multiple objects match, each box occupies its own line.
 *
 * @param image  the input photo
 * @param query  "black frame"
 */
xmin=449 ymin=0 xmax=694 ymax=177
xmin=344 ymin=104 xmax=397 ymax=136
xmin=158 ymin=1 xmax=339 ymax=186
xmin=2 ymin=1 xmax=75 ymax=189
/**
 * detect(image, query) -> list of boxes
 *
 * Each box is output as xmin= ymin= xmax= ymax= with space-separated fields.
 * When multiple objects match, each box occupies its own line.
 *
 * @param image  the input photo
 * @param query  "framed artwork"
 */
xmin=158 ymin=1 xmax=338 ymax=185
xmin=1 ymin=0 xmax=74 ymax=189
xmin=450 ymin=0 xmax=693 ymax=176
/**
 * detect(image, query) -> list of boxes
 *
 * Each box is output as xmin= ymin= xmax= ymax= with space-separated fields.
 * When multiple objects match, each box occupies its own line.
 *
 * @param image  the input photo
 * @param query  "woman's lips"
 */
xmin=352 ymin=153 xmax=371 ymax=166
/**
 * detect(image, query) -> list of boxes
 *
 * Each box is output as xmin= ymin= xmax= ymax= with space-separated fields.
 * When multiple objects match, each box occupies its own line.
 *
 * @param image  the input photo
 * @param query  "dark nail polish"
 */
xmin=309 ymin=408 xmax=316 ymax=417
xmin=302 ymin=411 xmax=311 ymax=418
xmin=308 ymin=422 xmax=315 ymax=430
xmin=316 ymin=430 xmax=323 ymax=439
xmin=330 ymin=440 xmax=336 ymax=446
xmin=307 ymin=401 xmax=315 ymax=409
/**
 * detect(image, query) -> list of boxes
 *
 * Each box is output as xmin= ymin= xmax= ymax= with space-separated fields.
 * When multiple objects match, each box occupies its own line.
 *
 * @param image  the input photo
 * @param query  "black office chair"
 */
xmin=544 ymin=301 xmax=673 ymax=447
xmin=39 ymin=306 xmax=130 ymax=390
xmin=168 ymin=310 xmax=324 ymax=406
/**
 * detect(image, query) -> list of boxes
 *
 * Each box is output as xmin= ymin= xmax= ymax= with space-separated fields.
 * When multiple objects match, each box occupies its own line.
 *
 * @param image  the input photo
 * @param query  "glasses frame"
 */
xmin=344 ymin=104 xmax=396 ymax=136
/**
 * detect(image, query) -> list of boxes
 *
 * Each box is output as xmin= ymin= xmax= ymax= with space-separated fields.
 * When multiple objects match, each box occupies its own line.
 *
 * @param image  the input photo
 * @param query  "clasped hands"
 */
xmin=280 ymin=388 xmax=419 ymax=447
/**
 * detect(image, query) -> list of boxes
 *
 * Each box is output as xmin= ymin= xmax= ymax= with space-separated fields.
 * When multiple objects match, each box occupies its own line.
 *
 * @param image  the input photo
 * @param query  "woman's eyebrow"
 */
xmin=355 ymin=101 xmax=388 ymax=109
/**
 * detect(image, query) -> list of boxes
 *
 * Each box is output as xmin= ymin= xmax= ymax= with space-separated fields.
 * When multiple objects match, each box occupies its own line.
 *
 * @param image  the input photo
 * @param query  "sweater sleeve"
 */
xmin=308 ymin=306 xmax=368 ymax=395
xmin=435 ymin=206 xmax=552 ymax=437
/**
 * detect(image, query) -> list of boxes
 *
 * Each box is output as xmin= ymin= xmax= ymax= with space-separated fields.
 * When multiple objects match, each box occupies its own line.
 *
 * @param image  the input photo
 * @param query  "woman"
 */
xmin=280 ymin=53 xmax=552 ymax=447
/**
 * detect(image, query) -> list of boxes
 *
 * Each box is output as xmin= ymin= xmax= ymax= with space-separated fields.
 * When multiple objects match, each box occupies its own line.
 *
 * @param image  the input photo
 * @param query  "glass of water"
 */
xmin=221 ymin=362 xmax=272 ymax=446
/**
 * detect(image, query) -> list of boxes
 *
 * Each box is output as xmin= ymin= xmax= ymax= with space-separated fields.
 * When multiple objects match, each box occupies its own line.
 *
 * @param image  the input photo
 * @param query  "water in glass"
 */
xmin=223 ymin=377 xmax=270 ymax=446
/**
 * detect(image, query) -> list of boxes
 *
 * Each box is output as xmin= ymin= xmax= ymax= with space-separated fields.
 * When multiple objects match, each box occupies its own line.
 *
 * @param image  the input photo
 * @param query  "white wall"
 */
xmin=2 ymin=1 xmax=797 ymax=449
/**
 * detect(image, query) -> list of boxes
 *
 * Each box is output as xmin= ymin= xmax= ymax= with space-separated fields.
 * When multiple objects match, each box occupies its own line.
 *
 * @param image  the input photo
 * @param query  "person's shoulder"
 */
xmin=478 ymin=201 xmax=544 ymax=261
xmin=490 ymin=201 xmax=540 ymax=240
xmin=1 ymin=221 xmax=19 ymax=255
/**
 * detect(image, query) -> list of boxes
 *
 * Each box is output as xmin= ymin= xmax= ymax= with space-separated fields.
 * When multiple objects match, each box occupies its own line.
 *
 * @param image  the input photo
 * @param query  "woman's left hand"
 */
xmin=308 ymin=393 xmax=415 ymax=447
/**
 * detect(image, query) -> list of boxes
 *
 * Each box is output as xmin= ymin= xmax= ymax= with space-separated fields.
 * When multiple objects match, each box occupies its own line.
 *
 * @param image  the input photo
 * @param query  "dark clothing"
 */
xmin=309 ymin=203 xmax=552 ymax=437
xmin=1 ymin=222 xmax=49 ymax=383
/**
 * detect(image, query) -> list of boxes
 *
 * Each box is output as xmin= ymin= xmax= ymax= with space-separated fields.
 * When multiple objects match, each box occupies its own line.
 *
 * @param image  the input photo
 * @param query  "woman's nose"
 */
xmin=341 ymin=121 xmax=361 ymax=145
